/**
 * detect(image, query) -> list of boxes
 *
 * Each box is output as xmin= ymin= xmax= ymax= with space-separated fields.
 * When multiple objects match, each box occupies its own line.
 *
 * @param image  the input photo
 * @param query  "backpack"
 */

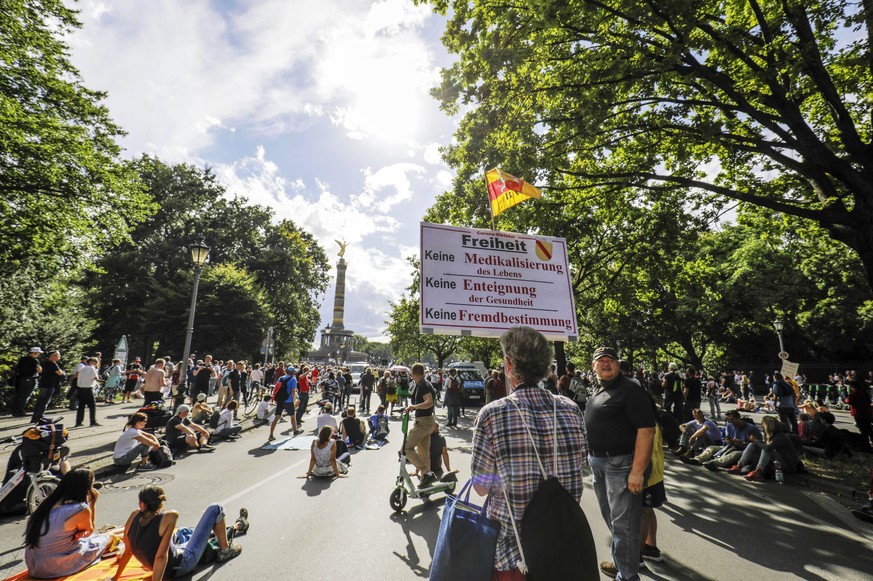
xmin=656 ymin=409 xmax=681 ymax=449
xmin=20 ymin=418 xmax=69 ymax=472
xmin=448 ymin=377 xmax=460 ymax=394
xmin=386 ymin=378 xmax=397 ymax=395
xmin=274 ymin=376 xmax=292 ymax=404
xmin=208 ymin=411 xmax=221 ymax=429
xmin=505 ymin=397 xmax=599 ymax=580
xmin=569 ymin=377 xmax=587 ymax=403
xmin=397 ymin=377 xmax=410 ymax=397
xmin=375 ymin=415 xmax=390 ymax=439
xmin=148 ymin=440 xmax=174 ymax=468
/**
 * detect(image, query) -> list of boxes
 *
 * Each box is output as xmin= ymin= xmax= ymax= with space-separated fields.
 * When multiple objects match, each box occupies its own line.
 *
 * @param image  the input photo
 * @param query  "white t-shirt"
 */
xmin=113 ymin=427 xmax=144 ymax=459
xmin=216 ymin=408 xmax=235 ymax=432
xmin=256 ymin=401 xmax=274 ymax=420
xmin=250 ymin=369 xmax=264 ymax=384
xmin=316 ymin=413 xmax=338 ymax=432
xmin=77 ymin=365 xmax=99 ymax=388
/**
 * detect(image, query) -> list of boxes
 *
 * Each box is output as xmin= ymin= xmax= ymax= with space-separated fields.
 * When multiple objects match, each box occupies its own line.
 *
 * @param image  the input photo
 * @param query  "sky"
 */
xmin=66 ymin=0 xmax=458 ymax=344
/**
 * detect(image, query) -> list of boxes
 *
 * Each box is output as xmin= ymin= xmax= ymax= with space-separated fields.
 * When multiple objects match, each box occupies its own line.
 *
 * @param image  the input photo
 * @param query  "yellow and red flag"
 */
xmin=486 ymin=168 xmax=541 ymax=218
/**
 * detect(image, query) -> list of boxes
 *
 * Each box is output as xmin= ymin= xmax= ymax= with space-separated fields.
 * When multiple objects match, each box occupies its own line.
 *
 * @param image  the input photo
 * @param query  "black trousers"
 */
xmin=30 ymin=387 xmax=55 ymax=423
xmin=12 ymin=376 xmax=36 ymax=415
xmin=75 ymin=388 xmax=97 ymax=425
xmin=664 ymin=391 xmax=684 ymax=421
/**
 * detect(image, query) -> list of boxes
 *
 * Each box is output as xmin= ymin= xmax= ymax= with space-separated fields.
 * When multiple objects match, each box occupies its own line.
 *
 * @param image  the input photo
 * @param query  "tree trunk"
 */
xmin=554 ymin=341 xmax=566 ymax=376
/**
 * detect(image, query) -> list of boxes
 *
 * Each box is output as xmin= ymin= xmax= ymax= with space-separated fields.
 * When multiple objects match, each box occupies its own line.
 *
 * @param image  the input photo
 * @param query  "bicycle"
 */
xmin=244 ymin=382 xmax=268 ymax=417
xmin=0 ymin=416 xmax=68 ymax=514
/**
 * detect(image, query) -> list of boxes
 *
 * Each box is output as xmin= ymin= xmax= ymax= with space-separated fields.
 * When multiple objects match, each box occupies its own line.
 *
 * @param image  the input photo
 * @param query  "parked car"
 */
xmin=455 ymin=369 xmax=486 ymax=405
xmin=347 ymin=362 xmax=368 ymax=393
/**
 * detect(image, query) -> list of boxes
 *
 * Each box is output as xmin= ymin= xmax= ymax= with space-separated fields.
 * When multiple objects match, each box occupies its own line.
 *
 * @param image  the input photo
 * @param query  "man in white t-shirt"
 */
xmin=74 ymin=357 xmax=101 ymax=427
xmin=250 ymin=364 xmax=264 ymax=387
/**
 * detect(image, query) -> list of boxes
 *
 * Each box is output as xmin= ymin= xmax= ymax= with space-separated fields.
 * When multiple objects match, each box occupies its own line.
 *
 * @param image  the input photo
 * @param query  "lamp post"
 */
xmin=773 ymin=318 xmax=785 ymax=354
xmin=179 ymin=239 xmax=210 ymax=400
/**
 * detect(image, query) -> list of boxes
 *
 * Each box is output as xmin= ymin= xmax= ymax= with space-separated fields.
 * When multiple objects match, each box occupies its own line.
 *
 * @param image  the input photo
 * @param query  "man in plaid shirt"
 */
xmin=471 ymin=326 xmax=589 ymax=581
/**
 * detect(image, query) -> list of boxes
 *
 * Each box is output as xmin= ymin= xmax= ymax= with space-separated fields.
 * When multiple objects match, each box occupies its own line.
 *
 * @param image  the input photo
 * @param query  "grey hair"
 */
xmin=499 ymin=326 xmax=551 ymax=384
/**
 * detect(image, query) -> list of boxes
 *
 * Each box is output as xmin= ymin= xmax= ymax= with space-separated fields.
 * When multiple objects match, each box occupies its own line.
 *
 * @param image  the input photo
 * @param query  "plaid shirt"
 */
xmin=471 ymin=385 xmax=589 ymax=571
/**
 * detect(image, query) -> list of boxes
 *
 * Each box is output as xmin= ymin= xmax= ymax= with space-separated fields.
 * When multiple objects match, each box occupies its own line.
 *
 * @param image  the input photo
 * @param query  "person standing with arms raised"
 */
xmin=585 ymin=347 xmax=655 ymax=581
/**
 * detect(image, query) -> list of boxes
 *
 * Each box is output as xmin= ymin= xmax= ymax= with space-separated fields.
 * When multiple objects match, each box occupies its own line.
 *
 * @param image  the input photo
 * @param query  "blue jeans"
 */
xmin=589 ymin=454 xmax=642 ymax=581
xmin=447 ymin=404 xmax=459 ymax=425
xmin=172 ymin=503 xmax=225 ymax=576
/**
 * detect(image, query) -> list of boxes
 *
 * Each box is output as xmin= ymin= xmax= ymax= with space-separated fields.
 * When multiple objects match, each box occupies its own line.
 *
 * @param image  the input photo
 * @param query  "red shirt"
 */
xmin=298 ymin=374 xmax=310 ymax=393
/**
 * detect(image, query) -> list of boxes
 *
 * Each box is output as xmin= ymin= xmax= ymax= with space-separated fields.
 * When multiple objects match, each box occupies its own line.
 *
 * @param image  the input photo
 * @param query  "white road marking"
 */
xmin=220 ymin=457 xmax=308 ymax=505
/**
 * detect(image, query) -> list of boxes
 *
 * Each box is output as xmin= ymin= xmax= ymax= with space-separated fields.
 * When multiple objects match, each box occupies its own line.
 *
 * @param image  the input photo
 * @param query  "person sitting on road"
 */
xmin=165 ymin=405 xmax=214 ymax=454
xmin=190 ymin=392 xmax=213 ymax=425
xmin=429 ymin=422 xmax=453 ymax=480
xmin=113 ymin=412 xmax=161 ymax=470
xmin=803 ymin=411 xmax=847 ymax=458
xmin=675 ymin=409 xmax=723 ymax=458
xmin=214 ymin=401 xmax=242 ymax=440
xmin=255 ymin=394 xmax=275 ymax=424
xmin=304 ymin=426 xmax=348 ymax=478
xmin=113 ymin=486 xmax=242 ymax=580
xmin=316 ymin=402 xmax=338 ymax=433
xmin=368 ymin=405 xmax=390 ymax=444
xmin=340 ymin=406 xmax=367 ymax=450
xmin=726 ymin=415 xmax=804 ymax=481
xmin=24 ymin=467 xmax=114 ymax=579
xmin=689 ymin=410 xmax=762 ymax=470
xmin=798 ymin=413 xmax=812 ymax=442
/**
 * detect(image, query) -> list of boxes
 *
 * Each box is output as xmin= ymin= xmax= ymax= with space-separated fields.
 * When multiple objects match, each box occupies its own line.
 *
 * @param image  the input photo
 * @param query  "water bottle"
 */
xmin=774 ymin=459 xmax=784 ymax=484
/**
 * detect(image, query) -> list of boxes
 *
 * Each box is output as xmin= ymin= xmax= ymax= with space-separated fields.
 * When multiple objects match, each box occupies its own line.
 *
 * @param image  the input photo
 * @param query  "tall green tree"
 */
xmin=428 ymin=0 xmax=873 ymax=291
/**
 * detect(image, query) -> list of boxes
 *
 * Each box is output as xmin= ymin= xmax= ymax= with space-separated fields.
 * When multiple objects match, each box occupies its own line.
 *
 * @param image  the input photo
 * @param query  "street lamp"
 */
xmin=772 ymin=318 xmax=785 ymax=353
xmin=179 ymin=238 xmax=210 ymax=403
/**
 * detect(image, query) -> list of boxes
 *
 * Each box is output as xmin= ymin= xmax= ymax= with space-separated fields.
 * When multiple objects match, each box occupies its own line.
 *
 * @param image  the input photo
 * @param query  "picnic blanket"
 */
xmin=6 ymin=555 xmax=150 ymax=581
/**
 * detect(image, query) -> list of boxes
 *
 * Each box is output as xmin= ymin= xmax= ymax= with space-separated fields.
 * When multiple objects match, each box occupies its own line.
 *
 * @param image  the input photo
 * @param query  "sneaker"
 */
xmin=217 ymin=543 xmax=242 ymax=562
xmin=641 ymin=544 xmax=663 ymax=562
xmin=726 ymin=465 xmax=743 ymax=475
xmin=599 ymin=561 xmax=618 ymax=579
xmin=744 ymin=470 xmax=764 ymax=482
xmin=198 ymin=445 xmax=216 ymax=453
xmin=90 ymin=422 xmax=102 ymax=427
xmin=420 ymin=472 xmax=437 ymax=488
xmin=703 ymin=461 xmax=720 ymax=472
xmin=267 ymin=435 xmax=276 ymax=442
xmin=137 ymin=462 xmax=158 ymax=471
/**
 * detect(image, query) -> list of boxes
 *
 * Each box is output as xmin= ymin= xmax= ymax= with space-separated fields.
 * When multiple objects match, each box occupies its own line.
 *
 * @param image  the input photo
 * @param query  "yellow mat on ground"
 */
xmin=6 ymin=556 xmax=151 ymax=581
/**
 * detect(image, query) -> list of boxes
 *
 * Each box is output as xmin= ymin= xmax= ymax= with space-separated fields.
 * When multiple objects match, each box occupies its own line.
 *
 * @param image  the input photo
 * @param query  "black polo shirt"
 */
xmin=584 ymin=374 xmax=656 ymax=456
xmin=40 ymin=359 xmax=62 ymax=390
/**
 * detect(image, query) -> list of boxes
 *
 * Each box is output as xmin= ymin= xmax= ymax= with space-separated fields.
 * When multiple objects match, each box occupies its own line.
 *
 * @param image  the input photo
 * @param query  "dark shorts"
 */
xmin=168 ymin=434 xmax=189 ymax=451
xmin=275 ymin=401 xmax=295 ymax=418
xmin=642 ymin=480 xmax=666 ymax=508
xmin=124 ymin=379 xmax=137 ymax=393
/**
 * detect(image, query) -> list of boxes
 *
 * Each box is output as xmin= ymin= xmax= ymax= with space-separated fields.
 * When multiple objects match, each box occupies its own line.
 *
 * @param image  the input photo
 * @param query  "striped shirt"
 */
xmin=471 ymin=385 xmax=589 ymax=571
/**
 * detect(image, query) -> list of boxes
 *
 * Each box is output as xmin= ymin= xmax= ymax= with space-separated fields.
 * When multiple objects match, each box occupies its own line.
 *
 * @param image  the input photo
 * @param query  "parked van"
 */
xmin=448 ymin=362 xmax=487 ymax=405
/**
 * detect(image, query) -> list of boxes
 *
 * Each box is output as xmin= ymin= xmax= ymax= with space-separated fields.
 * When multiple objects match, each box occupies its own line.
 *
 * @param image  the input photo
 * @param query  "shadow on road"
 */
xmin=660 ymin=455 xmax=873 ymax=580
xmin=389 ymin=498 xmax=443 ymax=578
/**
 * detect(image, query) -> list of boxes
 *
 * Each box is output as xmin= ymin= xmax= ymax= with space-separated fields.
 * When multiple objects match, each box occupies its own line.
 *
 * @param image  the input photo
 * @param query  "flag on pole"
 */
xmin=486 ymin=168 xmax=542 ymax=218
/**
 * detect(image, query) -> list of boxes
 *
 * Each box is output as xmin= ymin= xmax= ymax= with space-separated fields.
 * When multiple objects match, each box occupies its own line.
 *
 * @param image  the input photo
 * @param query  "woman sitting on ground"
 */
xmin=304 ymin=425 xmax=348 ymax=478
xmin=726 ymin=416 xmax=803 ymax=482
xmin=113 ymin=486 xmax=243 ymax=580
xmin=24 ymin=467 xmax=113 ymax=579
xmin=214 ymin=400 xmax=243 ymax=440
xmin=112 ymin=412 xmax=161 ymax=470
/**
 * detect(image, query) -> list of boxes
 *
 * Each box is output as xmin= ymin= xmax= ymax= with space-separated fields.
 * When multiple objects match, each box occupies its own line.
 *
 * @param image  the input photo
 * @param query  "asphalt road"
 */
xmin=1 ymin=404 xmax=872 ymax=580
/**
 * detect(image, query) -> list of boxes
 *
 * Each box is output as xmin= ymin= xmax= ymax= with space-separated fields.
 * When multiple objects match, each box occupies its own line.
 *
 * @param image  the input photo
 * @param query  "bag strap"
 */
xmin=501 ymin=391 xmax=559 ymax=575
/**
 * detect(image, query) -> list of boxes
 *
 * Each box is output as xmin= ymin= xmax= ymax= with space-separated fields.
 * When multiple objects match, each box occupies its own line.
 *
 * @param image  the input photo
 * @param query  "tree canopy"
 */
xmin=428 ymin=0 xmax=873 ymax=290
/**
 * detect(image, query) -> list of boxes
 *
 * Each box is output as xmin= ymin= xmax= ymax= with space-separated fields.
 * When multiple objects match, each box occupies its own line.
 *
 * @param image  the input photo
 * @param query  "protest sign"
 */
xmin=419 ymin=222 xmax=578 ymax=341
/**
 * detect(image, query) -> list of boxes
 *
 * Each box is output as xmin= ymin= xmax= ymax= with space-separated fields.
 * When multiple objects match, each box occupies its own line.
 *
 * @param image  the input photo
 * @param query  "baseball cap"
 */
xmin=592 ymin=346 xmax=618 ymax=361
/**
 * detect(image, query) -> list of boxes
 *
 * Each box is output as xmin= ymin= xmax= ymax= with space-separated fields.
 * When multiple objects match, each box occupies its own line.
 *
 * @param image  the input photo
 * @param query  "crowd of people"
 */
xmin=7 ymin=341 xmax=873 ymax=581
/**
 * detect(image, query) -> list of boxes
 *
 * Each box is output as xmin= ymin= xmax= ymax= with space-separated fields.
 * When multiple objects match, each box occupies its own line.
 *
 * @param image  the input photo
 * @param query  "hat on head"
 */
xmin=592 ymin=346 xmax=618 ymax=361
xmin=29 ymin=347 xmax=43 ymax=353
xmin=196 ymin=393 xmax=207 ymax=402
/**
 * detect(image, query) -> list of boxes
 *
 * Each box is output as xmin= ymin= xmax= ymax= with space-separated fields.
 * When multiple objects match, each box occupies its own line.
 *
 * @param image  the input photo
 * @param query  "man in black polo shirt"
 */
xmin=585 ymin=347 xmax=655 ymax=581
xmin=405 ymin=363 xmax=438 ymax=488
xmin=31 ymin=350 xmax=65 ymax=423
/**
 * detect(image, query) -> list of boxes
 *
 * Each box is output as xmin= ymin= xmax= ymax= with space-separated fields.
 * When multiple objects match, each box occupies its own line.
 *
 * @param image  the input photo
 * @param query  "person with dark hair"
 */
xmin=586 ymin=347 xmax=655 ymax=580
xmin=803 ymin=411 xmax=847 ymax=457
xmin=214 ymin=400 xmax=243 ymax=440
xmin=726 ymin=416 xmax=803 ymax=481
xmin=772 ymin=372 xmax=797 ymax=433
xmin=113 ymin=412 xmax=161 ymax=469
xmin=304 ymin=425 xmax=349 ymax=478
xmin=847 ymin=379 xmax=873 ymax=452
xmin=114 ymin=486 xmax=243 ymax=580
xmin=404 ymin=362 xmax=438 ymax=487
xmin=12 ymin=346 xmax=43 ymax=417
xmin=472 ymin=327 xmax=588 ymax=580
xmin=682 ymin=368 xmax=702 ymax=423
xmin=31 ymin=350 xmax=65 ymax=423
xmin=24 ymin=467 xmax=112 ymax=578
xmin=340 ymin=407 xmax=366 ymax=449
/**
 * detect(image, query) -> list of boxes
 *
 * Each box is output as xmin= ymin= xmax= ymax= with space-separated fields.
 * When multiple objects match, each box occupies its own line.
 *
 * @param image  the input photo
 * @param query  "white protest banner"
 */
xmin=781 ymin=360 xmax=799 ymax=379
xmin=419 ymin=222 xmax=578 ymax=341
